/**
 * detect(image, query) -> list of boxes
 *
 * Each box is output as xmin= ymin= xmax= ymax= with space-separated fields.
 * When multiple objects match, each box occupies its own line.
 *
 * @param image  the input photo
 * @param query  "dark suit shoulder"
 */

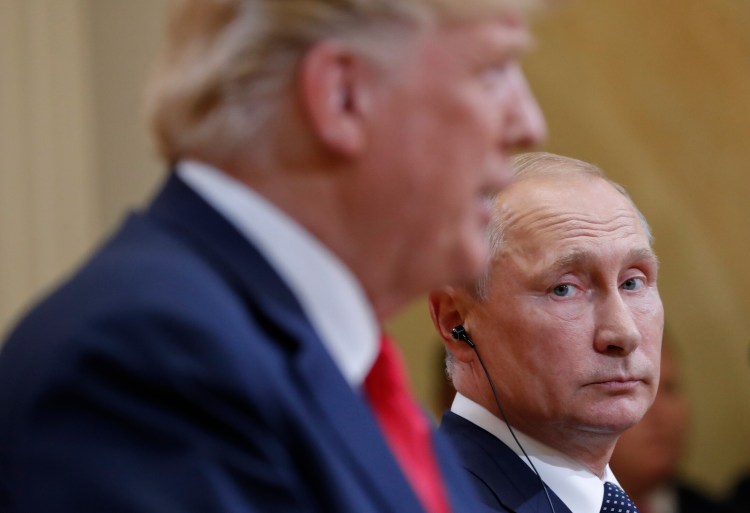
xmin=0 ymin=202 xmax=322 ymax=512
xmin=439 ymin=411 xmax=571 ymax=513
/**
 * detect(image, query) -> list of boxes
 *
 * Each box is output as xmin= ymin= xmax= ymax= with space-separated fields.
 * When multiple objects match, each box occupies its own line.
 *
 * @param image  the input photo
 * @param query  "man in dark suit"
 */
xmin=0 ymin=1 xmax=547 ymax=512
xmin=429 ymin=152 xmax=665 ymax=513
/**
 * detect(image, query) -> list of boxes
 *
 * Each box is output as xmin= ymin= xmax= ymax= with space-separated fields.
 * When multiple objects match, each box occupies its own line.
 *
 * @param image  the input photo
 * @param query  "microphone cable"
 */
xmin=452 ymin=326 xmax=557 ymax=513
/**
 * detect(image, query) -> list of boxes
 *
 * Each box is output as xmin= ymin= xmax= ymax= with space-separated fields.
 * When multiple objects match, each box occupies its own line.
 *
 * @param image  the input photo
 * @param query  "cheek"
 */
xmin=532 ymin=310 xmax=594 ymax=351
xmin=637 ymin=307 xmax=664 ymax=353
xmin=431 ymin=90 xmax=499 ymax=165
xmin=529 ymin=316 xmax=599 ymax=389
xmin=510 ymin=311 xmax=589 ymax=374
xmin=398 ymin=124 xmax=477 ymax=198
xmin=536 ymin=294 xmax=591 ymax=323
xmin=635 ymin=291 xmax=664 ymax=324
xmin=632 ymin=293 xmax=664 ymax=341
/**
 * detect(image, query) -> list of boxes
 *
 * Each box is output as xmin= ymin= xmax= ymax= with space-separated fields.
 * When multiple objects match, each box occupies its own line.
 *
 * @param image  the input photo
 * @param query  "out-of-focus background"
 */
xmin=1 ymin=0 xmax=748 ymax=501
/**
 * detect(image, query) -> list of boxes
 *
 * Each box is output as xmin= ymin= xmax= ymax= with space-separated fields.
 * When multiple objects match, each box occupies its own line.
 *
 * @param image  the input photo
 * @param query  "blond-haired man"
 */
xmin=0 ymin=1 xmax=545 ymax=513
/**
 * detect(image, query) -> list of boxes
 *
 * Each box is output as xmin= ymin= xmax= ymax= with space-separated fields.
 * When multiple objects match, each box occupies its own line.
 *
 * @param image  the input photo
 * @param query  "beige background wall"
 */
xmin=0 ymin=0 xmax=166 ymax=330
xmin=519 ymin=0 xmax=750 ymax=495
xmin=1 ymin=0 xmax=748 ymax=499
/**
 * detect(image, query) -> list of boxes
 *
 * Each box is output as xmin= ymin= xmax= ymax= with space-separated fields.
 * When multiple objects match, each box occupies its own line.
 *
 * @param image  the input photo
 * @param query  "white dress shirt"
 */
xmin=177 ymin=160 xmax=379 ymax=387
xmin=451 ymin=393 xmax=621 ymax=513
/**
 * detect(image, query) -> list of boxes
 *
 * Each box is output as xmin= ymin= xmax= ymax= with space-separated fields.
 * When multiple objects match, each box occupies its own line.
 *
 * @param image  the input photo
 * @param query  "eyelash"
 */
xmin=551 ymin=283 xmax=577 ymax=298
xmin=621 ymin=276 xmax=645 ymax=291
xmin=549 ymin=276 xmax=647 ymax=298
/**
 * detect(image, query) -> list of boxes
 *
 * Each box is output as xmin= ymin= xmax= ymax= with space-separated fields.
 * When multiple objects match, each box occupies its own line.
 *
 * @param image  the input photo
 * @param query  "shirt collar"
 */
xmin=451 ymin=393 xmax=619 ymax=513
xmin=176 ymin=160 xmax=379 ymax=387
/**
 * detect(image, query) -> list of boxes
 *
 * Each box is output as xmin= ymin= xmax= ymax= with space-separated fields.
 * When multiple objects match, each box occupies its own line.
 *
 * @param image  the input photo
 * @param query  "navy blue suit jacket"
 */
xmin=439 ymin=411 xmax=572 ymax=513
xmin=0 ymin=174 xmax=482 ymax=513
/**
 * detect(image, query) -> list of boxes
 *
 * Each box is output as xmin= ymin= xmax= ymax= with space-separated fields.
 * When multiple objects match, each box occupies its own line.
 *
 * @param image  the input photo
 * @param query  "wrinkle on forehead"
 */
xmin=505 ymin=204 xmax=645 ymax=241
xmin=486 ymin=175 xmax=655 ymax=276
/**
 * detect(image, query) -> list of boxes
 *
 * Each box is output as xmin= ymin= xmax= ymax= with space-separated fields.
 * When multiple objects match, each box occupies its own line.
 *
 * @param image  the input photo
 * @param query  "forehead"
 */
xmin=414 ymin=14 xmax=532 ymax=64
xmin=497 ymin=174 xmax=652 ymax=264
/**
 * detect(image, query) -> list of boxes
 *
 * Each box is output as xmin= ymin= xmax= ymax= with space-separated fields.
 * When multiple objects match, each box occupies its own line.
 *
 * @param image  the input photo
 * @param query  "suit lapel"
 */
xmin=145 ymin=173 xmax=427 ymax=512
xmin=440 ymin=412 xmax=572 ymax=513
xmin=432 ymin=426 xmax=501 ymax=513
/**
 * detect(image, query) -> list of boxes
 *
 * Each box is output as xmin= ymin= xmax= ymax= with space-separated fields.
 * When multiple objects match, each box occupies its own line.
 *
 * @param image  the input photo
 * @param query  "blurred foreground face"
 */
xmin=467 ymin=173 xmax=663 ymax=443
xmin=368 ymin=15 xmax=546 ymax=296
xmin=610 ymin=348 xmax=689 ymax=493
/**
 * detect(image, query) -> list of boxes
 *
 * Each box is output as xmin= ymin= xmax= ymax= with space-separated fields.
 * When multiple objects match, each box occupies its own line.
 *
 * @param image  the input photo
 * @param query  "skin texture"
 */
xmin=219 ymin=15 xmax=546 ymax=321
xmin=431 ymin=172 xmax=664 ymax=475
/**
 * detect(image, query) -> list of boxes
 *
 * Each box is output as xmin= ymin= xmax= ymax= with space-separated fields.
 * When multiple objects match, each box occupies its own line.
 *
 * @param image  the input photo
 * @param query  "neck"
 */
xmin=211 ymin=156 xmax=416 ymax=323
xmin=548 ymin=432 xmax=617 ymax=478
xmin=462 ymin=382 xmax=619 ymax=477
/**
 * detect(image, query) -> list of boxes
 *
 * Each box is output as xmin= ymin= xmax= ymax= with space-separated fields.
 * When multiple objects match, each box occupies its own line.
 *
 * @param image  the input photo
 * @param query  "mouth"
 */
xmin=588 ymin=377 xmax=642 ymax=393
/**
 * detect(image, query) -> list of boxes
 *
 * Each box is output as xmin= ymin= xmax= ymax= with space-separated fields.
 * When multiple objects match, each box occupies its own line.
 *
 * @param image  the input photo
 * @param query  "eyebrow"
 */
xmin=547 ymin=247 xmax=660 ymax=274
xmin=627 ymin=247 xmax=660 ymax=269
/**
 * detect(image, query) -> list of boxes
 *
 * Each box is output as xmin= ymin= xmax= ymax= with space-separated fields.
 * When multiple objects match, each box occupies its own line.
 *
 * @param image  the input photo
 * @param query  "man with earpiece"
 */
xmin=429 ymin=152 xmax=664 ymax=513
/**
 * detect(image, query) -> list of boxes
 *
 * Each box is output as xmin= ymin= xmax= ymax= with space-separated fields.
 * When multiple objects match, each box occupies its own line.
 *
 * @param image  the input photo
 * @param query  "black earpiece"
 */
xmin=448 ymin=322 xmax=556 ymax=513
xmin=451 ymin=325 xmax=475 ymax=348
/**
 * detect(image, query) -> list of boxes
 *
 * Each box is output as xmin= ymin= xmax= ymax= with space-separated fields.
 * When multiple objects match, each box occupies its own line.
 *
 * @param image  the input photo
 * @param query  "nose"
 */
xmin=593 ymin=291 xmax=642 ymax=355
xmin=503 ymin=65 xmax=547 ymax=150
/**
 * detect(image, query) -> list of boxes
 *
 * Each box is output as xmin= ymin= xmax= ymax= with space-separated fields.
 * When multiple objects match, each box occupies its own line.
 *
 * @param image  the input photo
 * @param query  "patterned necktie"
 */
xmin=600 ymin=482 xmax=640 ymax=513
xmin=363 ymin=335 xmax=451 ymax=513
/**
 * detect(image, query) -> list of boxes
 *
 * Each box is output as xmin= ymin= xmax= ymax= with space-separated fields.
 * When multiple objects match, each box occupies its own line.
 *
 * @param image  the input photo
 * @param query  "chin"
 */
xmin=582 ymin=404 xmax=650 ymax=434
xmin=581 ymin=420 xmax=641 ymax=436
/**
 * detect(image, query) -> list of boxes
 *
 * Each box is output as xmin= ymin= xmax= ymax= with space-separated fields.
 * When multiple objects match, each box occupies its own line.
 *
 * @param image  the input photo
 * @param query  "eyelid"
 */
xmin=549 ymin=282 xmax=581 ymax=298
xmin=620 ymin=275 xmax=647 ymax=291
xmin=624 ymin=265 xmax=652 ymax=282
xmin=631 ymin=258 xmax=658 ymax=277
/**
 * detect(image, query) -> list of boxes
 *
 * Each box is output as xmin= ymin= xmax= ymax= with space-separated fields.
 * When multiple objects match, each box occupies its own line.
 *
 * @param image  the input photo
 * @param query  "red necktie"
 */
xmin=363 ymin=335 xmax=452 ymax=513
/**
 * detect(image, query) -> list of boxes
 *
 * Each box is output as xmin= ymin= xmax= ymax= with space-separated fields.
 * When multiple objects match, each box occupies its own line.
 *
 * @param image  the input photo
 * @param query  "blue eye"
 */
xmin=621 ymin=277 xmax=645 ymax=291
xmin=552 ymin=284 xmax=575 ymax=297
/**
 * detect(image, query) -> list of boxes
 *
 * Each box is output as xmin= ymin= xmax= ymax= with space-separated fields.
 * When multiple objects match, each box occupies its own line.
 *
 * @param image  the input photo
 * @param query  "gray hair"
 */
xmin=446 ymin=152 xmax=654 ymax=379
xmin=473 ymin=152 xmax=654 ymax=300
xmin=144 ymin=0 xmax=543 ymax=167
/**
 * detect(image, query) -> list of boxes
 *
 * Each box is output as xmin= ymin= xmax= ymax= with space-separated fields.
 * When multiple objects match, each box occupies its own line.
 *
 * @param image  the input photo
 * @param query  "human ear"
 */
xmin=428 ymin=288 xmax=476 ymax=363
xmin=297 ymin=40 xmax=370 ymax=156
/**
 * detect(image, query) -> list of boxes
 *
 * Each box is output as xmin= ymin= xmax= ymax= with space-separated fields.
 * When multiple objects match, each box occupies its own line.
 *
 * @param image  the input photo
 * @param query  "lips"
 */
xmin=589 ymin=378 xmax=642 ymax=393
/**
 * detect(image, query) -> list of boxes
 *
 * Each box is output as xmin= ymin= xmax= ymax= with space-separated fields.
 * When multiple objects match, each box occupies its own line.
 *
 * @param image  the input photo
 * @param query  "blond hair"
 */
xmin=144 ymin=0 xmax=542 ymax=166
